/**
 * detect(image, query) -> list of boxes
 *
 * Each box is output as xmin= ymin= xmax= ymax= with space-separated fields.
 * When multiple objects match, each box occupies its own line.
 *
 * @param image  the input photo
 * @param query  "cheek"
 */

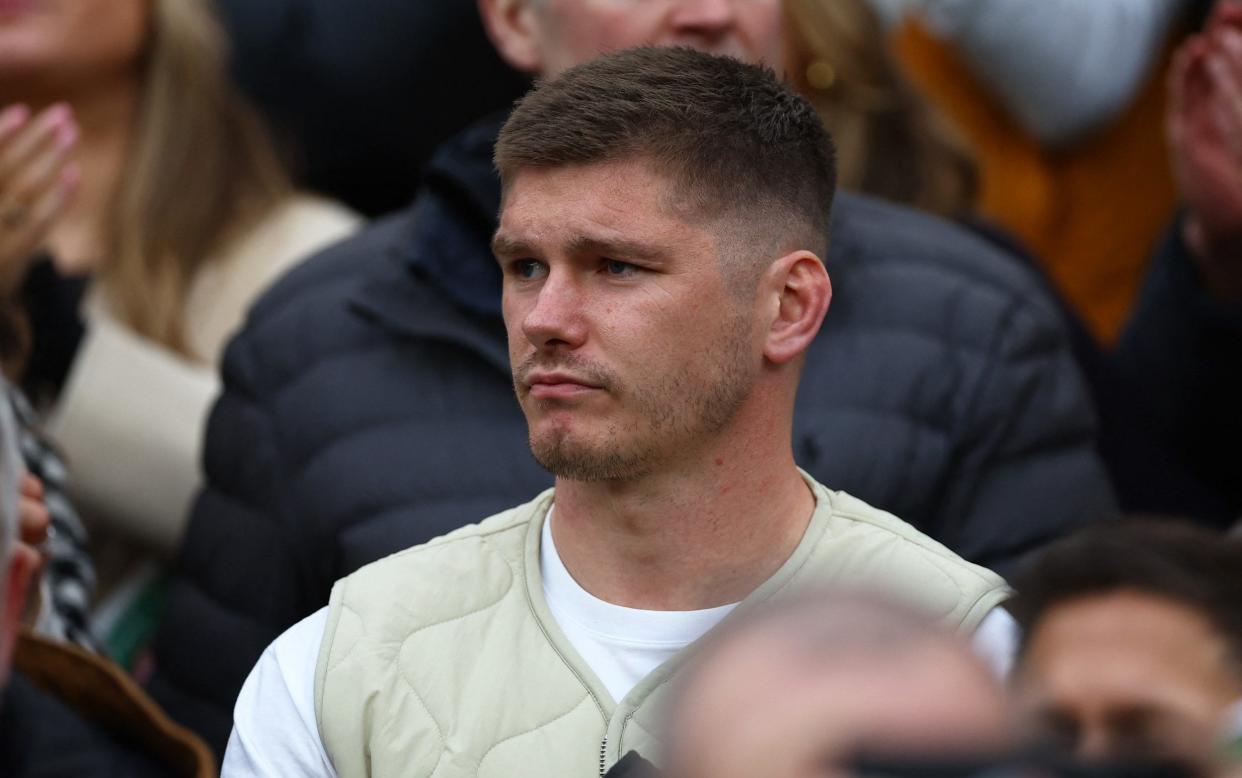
xmin=740 ymin=6 xmax=787 ymax=64
xmin=551 ymin=4 xmax=668 ymax=62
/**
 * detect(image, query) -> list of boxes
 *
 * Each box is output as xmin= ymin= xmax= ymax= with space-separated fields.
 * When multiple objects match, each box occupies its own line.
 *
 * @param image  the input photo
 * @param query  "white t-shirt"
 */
xmin=221 ymin=515 xmax=1019 ymax=777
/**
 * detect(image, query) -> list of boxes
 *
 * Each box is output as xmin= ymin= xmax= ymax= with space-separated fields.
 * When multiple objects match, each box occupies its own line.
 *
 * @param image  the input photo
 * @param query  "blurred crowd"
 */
xmin=0 ymin=0 xmax=1238 ymax=776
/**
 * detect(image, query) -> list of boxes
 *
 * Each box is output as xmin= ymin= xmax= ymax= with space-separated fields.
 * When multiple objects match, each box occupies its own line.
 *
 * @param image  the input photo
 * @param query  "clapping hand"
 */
xmin=0 ymin=103 xmax=79 ymax=291
xmin=1168 ymin=2 xmax=1242 ymax=301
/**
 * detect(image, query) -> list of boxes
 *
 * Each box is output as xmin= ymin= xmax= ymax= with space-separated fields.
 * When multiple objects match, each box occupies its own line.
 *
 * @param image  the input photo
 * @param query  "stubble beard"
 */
xmin=522 ymin=319 xmax=755 ymax=482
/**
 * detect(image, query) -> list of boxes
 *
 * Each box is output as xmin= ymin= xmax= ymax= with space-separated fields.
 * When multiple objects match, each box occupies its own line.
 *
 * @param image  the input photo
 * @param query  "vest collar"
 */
xmin=517 ymin=471 xmax=836 ymax=766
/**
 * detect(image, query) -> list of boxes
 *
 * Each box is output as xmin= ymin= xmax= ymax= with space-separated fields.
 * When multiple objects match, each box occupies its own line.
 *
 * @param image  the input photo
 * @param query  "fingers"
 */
xmin=20 ymin=472 xmax=43 ymax=501
xmin=0 ymin=103 xmax=79 ymax=270
xmin=1212 ymin=29 xmax=1242 ymax=132
xmin=0 ymin=103 xmax=75 ymax=186
xmin=18 ymin=473 xmax=50 ymax=548
xmin=18 ymin=495 xmax=50 ymax=547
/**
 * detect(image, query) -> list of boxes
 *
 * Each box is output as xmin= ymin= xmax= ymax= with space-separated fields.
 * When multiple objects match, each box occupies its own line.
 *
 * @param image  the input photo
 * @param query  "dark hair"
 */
xmin=1008 ymin=520 xmax=1242 ymax=671
xmin=495 ymin=46 xmax=837 ymax=263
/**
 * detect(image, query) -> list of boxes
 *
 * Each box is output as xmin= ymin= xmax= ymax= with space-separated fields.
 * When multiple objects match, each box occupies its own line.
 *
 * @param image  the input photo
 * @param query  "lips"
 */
xmin=525 ymin=372 xmax=603 ymax=400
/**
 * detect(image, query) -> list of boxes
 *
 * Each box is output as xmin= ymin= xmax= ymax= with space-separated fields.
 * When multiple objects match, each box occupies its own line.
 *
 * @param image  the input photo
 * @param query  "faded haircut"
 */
xmin=495 ymin=46 xmax=838 ymax=266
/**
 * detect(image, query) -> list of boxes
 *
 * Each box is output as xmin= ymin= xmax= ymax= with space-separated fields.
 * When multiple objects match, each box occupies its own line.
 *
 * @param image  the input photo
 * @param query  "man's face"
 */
xmin=495 ymin=158 xmax=761 ymax=481
xmin=526 ymin=0 xmax=785 ymax=76
xmin=1018 ymin=591 xmax=1242 ymax=763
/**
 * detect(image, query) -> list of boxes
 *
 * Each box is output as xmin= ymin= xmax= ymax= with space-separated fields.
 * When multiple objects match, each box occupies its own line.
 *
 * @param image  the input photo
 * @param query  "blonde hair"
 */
xmin=102 ymin=0 xmax=289 ymax=357
xmin=784 ymin=0 xmax=977 ymax=219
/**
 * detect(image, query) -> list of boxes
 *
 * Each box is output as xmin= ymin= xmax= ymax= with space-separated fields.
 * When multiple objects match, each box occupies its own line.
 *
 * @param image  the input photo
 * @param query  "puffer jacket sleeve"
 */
xmin=933 ymin=282 xmax=1119 ymax=575
xmin=147 ymin=318 xmax=307 ymax=757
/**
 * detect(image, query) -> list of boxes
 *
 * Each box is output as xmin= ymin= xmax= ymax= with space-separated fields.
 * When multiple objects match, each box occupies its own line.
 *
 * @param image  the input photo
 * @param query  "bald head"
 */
xmin=665 ymin=593 xmax=1014 ymax=778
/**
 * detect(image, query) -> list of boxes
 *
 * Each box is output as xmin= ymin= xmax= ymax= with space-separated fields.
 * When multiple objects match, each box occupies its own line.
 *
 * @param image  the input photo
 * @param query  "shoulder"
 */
xmin=217 ymin=206 xmax=422 ymax=390
xmin=334 ymin=490 xmax=551 ymax=602
xmin=829 ymin=192 xmax=1062 ymax=329
xmin=220 ymin=194 xmax=361 ymax=288
xmin=810 ymin=482 xmax=1011 ymax=622
xmin=242 ymin=204 xmax=410 ymax=327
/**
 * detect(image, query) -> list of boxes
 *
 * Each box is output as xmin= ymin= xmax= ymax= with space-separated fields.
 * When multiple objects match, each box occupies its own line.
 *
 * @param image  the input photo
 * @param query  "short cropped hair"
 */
xmin=495 ymin=46 xmax=837 ymax=262
xmin=1008 ymin=520 xmax=1242 ymax=672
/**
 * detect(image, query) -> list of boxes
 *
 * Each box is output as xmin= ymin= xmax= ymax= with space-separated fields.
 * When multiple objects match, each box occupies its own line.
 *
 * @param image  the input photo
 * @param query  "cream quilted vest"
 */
xmin=314 ymin=474 xmax=1011 ymax=778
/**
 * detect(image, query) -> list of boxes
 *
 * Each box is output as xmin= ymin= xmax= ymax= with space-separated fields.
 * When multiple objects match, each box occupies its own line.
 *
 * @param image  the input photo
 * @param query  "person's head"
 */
xmin=665 ymin=592 xmax=1014 ymax=778
xmin=479 ymin=0 xmax=785 ymax=78
xmin=0 ymin=0 xmax=289 ymax=359
xmin=1009 ymin=521 xmax=1242 ymax=765
xmin=783 ymin=0 xmax=977 ymax=218
xmin=493 ymin=47 xmax=835 ymax=482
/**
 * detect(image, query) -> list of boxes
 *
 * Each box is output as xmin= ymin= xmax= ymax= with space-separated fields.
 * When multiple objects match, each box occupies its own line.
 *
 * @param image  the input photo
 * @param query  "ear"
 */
xmin=0 ymin=545 xmax=37 ymax=686
xmin=478 ymin=0 xmax=545 ymax=74
xmin=762 ymin=251 xmax=832 ymax=365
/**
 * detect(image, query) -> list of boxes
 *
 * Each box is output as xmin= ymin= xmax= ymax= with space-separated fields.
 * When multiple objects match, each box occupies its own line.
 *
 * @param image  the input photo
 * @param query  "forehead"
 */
xmin=497 ymin=159 xmax=711 ymax=253
xmin=1022 ymin=593 xmax=1242 ymax=712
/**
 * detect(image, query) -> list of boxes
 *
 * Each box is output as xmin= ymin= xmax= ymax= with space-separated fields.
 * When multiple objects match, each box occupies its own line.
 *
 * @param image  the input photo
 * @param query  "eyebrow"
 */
xmin=491 ymin=233 xmax=534 ymax=261
xmin=491 ymin=232 xmax=672 ymax=265
xmin=565 ymin=235 xmax=670 ymax=264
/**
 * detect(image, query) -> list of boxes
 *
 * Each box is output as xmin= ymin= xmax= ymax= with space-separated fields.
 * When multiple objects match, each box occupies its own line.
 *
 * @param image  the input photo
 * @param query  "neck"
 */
xmin=7 ymin=76 xmax=140 ymax=273
xmin=549 ymin=388 xmax=815 ymax=611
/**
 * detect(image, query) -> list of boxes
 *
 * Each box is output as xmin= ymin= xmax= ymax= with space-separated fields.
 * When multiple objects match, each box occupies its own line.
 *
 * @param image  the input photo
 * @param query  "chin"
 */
xmin=529 ymin=430 xmax=652 ymax=483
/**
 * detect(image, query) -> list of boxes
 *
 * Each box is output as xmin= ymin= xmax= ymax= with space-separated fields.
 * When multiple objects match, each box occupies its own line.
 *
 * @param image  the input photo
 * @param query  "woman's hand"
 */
xmin=1168 ymin=6 xmax=1242 ymax=301
xmin=18 ymin=472 xmax=50 ymax=554
xmin=0 ymin=103 xmax=80 ymax=291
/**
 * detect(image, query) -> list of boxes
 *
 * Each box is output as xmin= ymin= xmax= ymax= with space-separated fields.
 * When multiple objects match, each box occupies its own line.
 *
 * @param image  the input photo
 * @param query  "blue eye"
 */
xmin=604 ymin=259 xmax=635 ymax=276
xmin=514 ymin=259 xmax=544 ymax=279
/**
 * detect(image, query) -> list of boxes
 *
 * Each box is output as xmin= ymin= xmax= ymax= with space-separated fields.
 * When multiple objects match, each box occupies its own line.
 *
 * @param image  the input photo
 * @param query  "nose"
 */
xmin=521 ymin=270 xmax=588 ymax=352
xmin=669 ymin=0 xmax=737 ymax=39
xmin=1074 ymin=724 xmax=1115 ymax=763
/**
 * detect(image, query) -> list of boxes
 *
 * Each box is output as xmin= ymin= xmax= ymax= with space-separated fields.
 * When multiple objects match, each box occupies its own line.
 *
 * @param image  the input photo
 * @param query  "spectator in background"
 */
xmin=658 ymin=593 xmax=1015 ymax=778
xmin=0 ymin=378 xmax=213 ymax=777
xmin=1103 ymin=1 xmax=1242 ymax=524
xmin=150 ymin=0 xmax=1112 ymax=755
xmin=1009 ymin=521 xmax=1242 ymax=769
xmin=881 ymin=0 xmax=1192 ymax=342
xmin=212 ymin=0 xmax=530 ymax=217
xmin=787 ymin=0 xmax=1241 ymax=527
xmin=0 ymin=0 xmax=359 ymax=561
xmin=785 ymin=0 xmax=977 ymax=220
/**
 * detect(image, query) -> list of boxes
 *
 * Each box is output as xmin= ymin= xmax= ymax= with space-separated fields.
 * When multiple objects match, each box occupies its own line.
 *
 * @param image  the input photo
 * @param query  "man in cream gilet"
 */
xmin=223 ymin=47 xmax=1014 ymax=778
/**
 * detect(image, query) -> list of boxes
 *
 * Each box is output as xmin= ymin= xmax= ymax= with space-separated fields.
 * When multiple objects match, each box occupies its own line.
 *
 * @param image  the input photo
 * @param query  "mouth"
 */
xmin=525 ymin=372 xmax=604 ymax=400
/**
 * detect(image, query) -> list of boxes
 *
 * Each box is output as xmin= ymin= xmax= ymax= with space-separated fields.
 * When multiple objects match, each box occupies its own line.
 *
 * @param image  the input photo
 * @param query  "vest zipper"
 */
xmin=599 ymin=736 xmax=608 ymax=777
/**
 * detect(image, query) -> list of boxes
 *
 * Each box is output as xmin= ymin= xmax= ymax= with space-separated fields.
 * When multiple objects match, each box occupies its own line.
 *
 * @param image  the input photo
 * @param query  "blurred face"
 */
xmin=1018 ymin=591 xmax=1242 ymax=764
xmin=0 ymin=0 xmax=149 ymax=91
xmin=669 ymin=630 xmax=1013 ymax=778
xmin=495 ymin=158 xmax=761 ymax=481
xmin=517 ymin=0 xmax=785 ymax=76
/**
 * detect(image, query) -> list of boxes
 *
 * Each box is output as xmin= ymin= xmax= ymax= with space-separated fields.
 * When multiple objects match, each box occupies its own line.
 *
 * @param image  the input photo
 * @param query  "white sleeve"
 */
xmin=222 ymin=608 xmax=338 ymax=778
xmin=970 ymin=607 xmax=1020 ymax=680
xmin=866 ymin=0 xmax=1189 ymax=145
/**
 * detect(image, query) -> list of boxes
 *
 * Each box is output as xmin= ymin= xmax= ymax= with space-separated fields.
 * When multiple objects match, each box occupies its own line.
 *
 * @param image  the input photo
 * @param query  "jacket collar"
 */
xmin=394 ymin=114 xmax=507 ymax=319
xmin=347 ymin=116 xmax=511 ymax=374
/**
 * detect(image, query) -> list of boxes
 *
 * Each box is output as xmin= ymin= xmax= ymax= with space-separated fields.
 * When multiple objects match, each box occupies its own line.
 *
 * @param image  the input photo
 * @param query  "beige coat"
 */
xmin=47 ymin=195 xmax=359 ymax=553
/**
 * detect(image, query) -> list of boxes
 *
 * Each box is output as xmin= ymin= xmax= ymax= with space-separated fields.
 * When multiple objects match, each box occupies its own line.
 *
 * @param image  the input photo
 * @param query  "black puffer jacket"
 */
xmin=149 ymin=119 xmax=1115 ymax=755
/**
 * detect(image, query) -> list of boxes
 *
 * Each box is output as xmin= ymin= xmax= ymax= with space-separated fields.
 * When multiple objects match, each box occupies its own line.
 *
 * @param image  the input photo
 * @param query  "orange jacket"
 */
xmin=893 ymin=21 xmax=1180 ymax=343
